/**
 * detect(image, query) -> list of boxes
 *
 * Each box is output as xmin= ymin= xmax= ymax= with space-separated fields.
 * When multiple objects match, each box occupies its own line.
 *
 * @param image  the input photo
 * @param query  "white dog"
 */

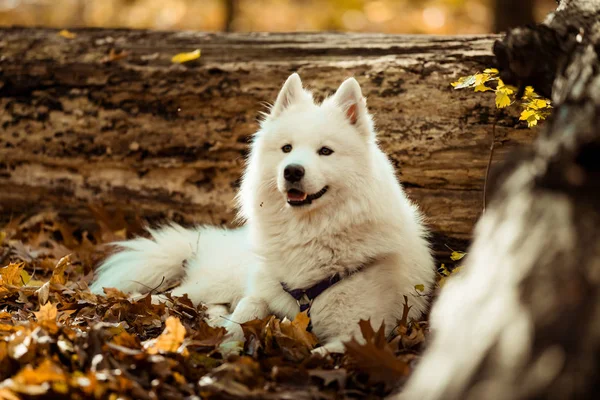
xmin=91 ymin=73 xmax=435 ymax=354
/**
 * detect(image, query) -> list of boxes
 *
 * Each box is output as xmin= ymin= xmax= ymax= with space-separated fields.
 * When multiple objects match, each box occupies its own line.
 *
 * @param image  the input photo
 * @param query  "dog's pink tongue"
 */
xmin=287 ymin=190 xmax=307 ymax=201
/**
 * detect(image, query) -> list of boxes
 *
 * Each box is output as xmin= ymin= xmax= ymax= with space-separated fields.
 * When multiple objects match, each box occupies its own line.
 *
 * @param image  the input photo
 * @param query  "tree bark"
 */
xmin=0 ymin=29 xmax=536 ymax=257
xmin=399 ymin=1 xmax=600 ymax=398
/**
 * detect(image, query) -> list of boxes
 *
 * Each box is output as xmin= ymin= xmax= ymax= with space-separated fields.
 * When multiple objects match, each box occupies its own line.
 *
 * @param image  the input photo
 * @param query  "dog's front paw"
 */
xmin=223 ymin=321 xmax=245 ymax=342
xmin=311 ymin=340 xmax=346 ymax=356
xmin=311 ymin=346 xmax=331 ymax=357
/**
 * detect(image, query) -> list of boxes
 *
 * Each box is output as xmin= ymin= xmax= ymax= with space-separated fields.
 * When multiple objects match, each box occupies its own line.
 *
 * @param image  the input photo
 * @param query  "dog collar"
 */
xmin=280 ymin=265 xmax=366 ymax=331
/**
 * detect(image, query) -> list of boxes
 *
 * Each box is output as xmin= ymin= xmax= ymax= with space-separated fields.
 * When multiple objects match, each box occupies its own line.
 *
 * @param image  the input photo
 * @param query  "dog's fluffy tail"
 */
xmin=90 ymin=224 xmax=208 ymax=295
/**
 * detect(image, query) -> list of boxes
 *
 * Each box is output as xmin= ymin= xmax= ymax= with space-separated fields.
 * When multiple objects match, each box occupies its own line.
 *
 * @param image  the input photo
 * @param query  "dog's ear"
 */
xmin=333 ymin=78 xmax=370 ymax=132
xmin=270 ymin=73 xmax=310 ymax=119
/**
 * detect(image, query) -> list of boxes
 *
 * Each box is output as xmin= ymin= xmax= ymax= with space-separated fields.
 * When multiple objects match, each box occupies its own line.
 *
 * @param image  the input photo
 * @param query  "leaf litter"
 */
xmin=0 ymin=211 xmax=461 ymax=399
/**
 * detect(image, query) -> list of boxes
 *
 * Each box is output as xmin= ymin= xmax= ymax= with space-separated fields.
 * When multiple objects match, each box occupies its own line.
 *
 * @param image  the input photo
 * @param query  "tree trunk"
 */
xmin=0 ymin=29 xmax=536 ymax=258
xmin=493 ymin=0 xmax=535 ymax=33
xmin=399 ymin=1 xmax=600 ymax=399
xmin=223 ymin=0 xmax=238 ymax=32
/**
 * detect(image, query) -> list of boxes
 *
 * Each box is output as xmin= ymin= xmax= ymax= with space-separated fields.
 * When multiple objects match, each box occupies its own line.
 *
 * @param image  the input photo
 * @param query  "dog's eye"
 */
xmin=281 ymin=144 xmax=293 ymax=153
xmin=318 ymin=147 xmax=334 ymax=156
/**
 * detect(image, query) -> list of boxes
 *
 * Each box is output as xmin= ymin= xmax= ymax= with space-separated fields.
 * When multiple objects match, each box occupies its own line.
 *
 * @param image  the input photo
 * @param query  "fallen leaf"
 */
xmin=102 ymin=48 xmax=128 ymax=63
xmin=171 ymin=49 xmax=201 ymax=64
xmin=0 ymin=388 xmax=20 ymax=400
xmin=103 ymin=287 xmax=128 ymax=299
xmin=0 ymin=263 xmax=25 ymax=286
xmin=50 ymin=255 xmax=70 ymax=285
xmin=344 ymin=320 xmax=410 ymax=388
xmin=189 ymin=320 xmax=227 ymax=349
xmin=34 ymin=302 xmax=58 ymax=325
xmin=0 ymin=211 xmax=432 ymax=398
xmin=450 ymin=251 xmax=466 ymax=261
xmin=35 ymin=281 xmax=50 ymax=305
xmin=278 ymin=311 xmax=318 ymax=349
xmin=8 ymin=359 xmax=67 ymax=395
xmin=143 ymin=316 xmax=188 ymax=356
xmin=58 ymin=29 xmax=77 ymax=39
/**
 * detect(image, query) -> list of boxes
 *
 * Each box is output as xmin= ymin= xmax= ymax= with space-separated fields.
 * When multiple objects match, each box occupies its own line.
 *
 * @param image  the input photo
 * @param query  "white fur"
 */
xmin=91 ymin=73 xmax=436 ymax=353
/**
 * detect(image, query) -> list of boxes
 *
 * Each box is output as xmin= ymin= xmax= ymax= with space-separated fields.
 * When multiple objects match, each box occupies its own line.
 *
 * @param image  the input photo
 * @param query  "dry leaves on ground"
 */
xmin=0 ymin=211 xmax=446 ymax=399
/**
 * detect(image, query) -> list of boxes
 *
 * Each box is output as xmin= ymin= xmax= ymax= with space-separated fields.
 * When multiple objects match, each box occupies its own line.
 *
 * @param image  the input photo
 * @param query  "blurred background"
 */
xmin=0 ymin=0 xmax=557 ymax=34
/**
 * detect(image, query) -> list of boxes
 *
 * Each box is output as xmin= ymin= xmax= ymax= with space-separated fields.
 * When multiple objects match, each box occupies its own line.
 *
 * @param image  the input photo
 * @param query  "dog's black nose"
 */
xmin=284 ymin=164 xmax=305 ymax=182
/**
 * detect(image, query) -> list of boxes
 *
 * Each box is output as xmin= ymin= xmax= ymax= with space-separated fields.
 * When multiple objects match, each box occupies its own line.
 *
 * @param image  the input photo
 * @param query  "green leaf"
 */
xmin=451 ymin=74 xmax=476 ymax=89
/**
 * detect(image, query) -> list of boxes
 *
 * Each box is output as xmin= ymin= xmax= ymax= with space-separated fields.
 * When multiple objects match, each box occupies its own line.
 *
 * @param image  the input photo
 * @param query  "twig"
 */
xmin=483 ymin=116 xmax=498 ymax=212
xmin=219 ymin=315 xmax=241 ymax=325
xmin=128 ymin=276 xmax=167 ymax=296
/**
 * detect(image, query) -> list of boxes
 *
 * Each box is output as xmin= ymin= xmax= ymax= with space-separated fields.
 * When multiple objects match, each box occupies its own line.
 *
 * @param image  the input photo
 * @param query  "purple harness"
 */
xmin=280 ymin=266 xmax=365 ymax=331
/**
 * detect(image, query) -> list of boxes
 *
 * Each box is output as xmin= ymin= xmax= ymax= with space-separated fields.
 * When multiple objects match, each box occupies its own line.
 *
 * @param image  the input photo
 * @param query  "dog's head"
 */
xmin=239 ymin=73 xmax=378 ymax=219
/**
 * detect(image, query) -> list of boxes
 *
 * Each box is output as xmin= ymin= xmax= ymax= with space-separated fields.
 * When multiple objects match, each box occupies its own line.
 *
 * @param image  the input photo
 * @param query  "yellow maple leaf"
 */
xmin=450 ymin=251 xmax=467 ymax=261
xmin=11 ymin=359 xmax=66 ymax=392
xmin=438 ymin=264 xmax=463 ymax=288
xmin=171 ymin=49 xmax=201 ymax=64
xmin=528 ymin=117 xmax=542 ymax=127
xmin=495 ymin=79 xmax=514 ymax=108
xmin=520 ymin=109 xmax=541 ymax=127
xmin=144 ymin=316 xmax=188 ymax=356
xmin=58 ymin=29 xmax=77 ymax=39
xmin=0 ymin=263 xmax=25 ymax=286
xmin=0 ymin=324 xmax=25 ymax=333
xmin=530 ymin=99 xmax=550 ymax=109
xmin=474 ymin=73 xmax=492 ymax=87
xmin=474 ymin=84 xmax=493 ymax=92
xmin=522 ymin=86 xmax=535 ymax=100
xmin=34 ymin=303 xmax=60 ymax=335
xmin=439 ymin=263 xmax=449 ymax=276
xmin=520 ymin=109 xmax=537 ymax=120
xmin=173 ymin=372 xmax=187 ymax=385
xmin=34 ymin=302 xmax=58 ymax=324
xmin=495 ymin=90 xmax=512 ymax=108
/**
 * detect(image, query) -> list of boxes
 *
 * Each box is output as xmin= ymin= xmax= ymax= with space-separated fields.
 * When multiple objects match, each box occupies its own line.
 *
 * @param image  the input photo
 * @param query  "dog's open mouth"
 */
xmin=287 ymin=186 xmax=328 ymax=206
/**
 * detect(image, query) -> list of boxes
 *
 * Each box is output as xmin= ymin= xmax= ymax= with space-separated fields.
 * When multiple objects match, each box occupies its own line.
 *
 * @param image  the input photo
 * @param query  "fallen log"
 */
xmin=0 ymin=29 xmax=537 ymax=256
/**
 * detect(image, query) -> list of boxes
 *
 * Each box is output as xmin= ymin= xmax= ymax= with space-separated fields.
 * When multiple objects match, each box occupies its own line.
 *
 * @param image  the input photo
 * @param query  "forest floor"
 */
xmin=0 ymin=210 xmax=461 ymax=399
